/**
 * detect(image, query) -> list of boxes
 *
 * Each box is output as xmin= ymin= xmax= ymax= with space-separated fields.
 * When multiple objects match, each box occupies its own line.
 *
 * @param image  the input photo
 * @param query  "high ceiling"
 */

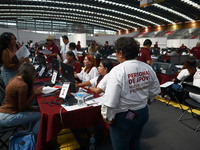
xmin=0 ymin=0 xmax=199 ymax=33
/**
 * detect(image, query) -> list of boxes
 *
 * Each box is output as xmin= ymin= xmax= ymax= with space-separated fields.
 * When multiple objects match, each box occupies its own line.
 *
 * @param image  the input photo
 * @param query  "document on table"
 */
xmin=42 ymin=49 xmax=52 ymax=54
xmin=42 ymin=86 xmax=60 ymax=94
xmin=160 ymin=81 xmax=174 ymax=88
xmin=61 ymin=104 xmax=88 ymax=111
xmin=15 ymin=45 xmax=30 ymax=60
xmin=85 ymin=97 xmax=103 ymax=107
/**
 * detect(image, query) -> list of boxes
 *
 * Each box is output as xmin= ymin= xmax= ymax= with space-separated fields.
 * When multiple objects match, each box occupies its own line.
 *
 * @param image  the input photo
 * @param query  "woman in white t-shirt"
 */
xmin=74 ymin=54 xmax=98 ymax=82
xmin=76 ymin=59 xmax=113 ymax=96
xmin=171 ymin=57 xmax=196 ymax=91
xmin=189 ymin=65 xmax=200 ymax=103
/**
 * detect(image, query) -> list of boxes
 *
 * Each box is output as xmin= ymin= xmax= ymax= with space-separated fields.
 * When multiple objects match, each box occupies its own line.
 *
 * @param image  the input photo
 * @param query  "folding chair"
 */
xmin=0 ymin=125 xmax=25 ymax=149
xmin=177 ymin=83 xmax=200 ymax=132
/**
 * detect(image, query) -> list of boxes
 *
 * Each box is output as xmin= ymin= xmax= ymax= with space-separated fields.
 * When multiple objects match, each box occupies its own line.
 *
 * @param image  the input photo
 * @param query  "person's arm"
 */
xmin=60 ymin=53 xmax=64 ymax=62
xmin=18 ymin=83 xmax=43 ymax=111
xmin=146 ymin=51 xmax=152 ymax=65
xmin=147 ymin=60 xmax=151 ymax=65
xmin=2 ymin=50 xmax=26 ymax=69
xmin=46 ymin=53 xmax=57 ymax=57
xmin=76 ymin=81 xmax=92 ymax=87
xmin=89 ymin=86 xmax=103 ymax=94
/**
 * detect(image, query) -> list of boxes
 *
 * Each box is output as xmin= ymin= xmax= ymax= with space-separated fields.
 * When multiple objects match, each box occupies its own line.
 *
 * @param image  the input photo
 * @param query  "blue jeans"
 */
xmin=0 ymin=110 xmax=40 ymax=138
xmin=172 ymin=84 xmax=183 ymax=92
xmin=1 ymin=66 xmax=17 ymax=85
xmin=110 ymin=106 xmax=149 ymax=150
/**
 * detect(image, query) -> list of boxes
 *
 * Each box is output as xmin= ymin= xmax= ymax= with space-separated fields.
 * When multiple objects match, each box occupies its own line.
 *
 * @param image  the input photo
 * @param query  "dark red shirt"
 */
xmin=154 ymin=44 xmax=158 ymax=49
xmin=76 ymin=44 xmax=81 ymax=51
xmin=180 ymin=46 xmax=187 ymax=49
xmin=137 ymin=47 xmax=151 ymax=63
xmin=46 ymin=43 xmax=59 ymax=63
xmin=67 ymin=61 xmax=81 ymax=73
xmin=190 ymin=47 xmax=200 ymax=60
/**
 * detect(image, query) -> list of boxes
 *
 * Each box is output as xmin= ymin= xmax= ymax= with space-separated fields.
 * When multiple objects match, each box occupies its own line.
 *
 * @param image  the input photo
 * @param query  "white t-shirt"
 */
xmin=30 ymin=43 xmax=34 ymax=48
xmin=177 ymin=69 xmax=190 ymax=84
xmin=89 ymin=73 xmax=109 ymax=96
xmin=101 ymin=60 xmax=160 ymax=120
xmin=60 ymin=42 xmax=70 ymax=62
xmin=189 ymin=69 xmax=200 ymax=103
xmin=77 ymin=67 xmax=98 ymax=83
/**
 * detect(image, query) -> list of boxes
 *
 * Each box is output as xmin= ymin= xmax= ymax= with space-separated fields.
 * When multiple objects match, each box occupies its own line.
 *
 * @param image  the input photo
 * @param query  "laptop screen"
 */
xmin=61 ymin=63 xmax=78 ymax=92
xmin=38 ymin=53 xmax=47 ymax=68
xmin=51 ymin=57 xmax=60 ymax=79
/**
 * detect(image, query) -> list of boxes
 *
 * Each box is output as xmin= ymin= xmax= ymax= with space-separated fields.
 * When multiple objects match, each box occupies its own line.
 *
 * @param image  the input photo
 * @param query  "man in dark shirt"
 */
xmin=189 ymin=42 xmax=200 ymax=60
xmin=154 ymin=41 xmax=158 ymax=49
xmin=137 ymin=39 xmax=152 ymax=65
xmin=76 ymin=41 xmax=81 ymax=51
xmin=45 ymin=35 xmax=59 ymax=63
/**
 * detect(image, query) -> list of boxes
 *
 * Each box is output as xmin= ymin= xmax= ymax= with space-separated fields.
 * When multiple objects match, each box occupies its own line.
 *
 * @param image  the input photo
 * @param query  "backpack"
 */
xmin=9 ymin=131 xmax=36 ymax=150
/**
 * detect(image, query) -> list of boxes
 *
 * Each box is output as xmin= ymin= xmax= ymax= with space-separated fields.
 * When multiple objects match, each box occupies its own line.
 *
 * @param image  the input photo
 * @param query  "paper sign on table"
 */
xmin=59 ymin=82 xmax=70 ymax=99
xmin=51 ymin=70 xmax=58 ymax=84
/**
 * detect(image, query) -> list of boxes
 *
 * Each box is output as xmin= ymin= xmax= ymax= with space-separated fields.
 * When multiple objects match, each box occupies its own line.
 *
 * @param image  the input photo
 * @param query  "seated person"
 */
xmin=170 ymin=49 xmax=179 ymax=56
xmin=76 ymin=59 xmax=113 ymax=96
xmin=164 ymin=57 xmax=196 ymax=100
xmin=60 ymin=51 xmax=81 ymax=73
xmin=74 ymin=55 xmax=98 ymax=82
xmin=0 ymin=63 xmax=43 ymax=138
xmin=68 ymin=42 xmax=78 ymax=61
xmin=88 ymin=42 xmax=97 ymax=56
xmin=189 ymin=62 xmax=200 ymax=103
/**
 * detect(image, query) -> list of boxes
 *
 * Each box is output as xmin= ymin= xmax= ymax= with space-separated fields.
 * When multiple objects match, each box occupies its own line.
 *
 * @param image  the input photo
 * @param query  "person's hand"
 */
xmin=171 ymin=78 xmax=175 ymax=82
xmin=102 ymin=116 xmax=114 ymax=124
xmin=34 ymin=87 xmax=43 ymax=95
xmin=75 ymin=84 xmax=79 ymax=88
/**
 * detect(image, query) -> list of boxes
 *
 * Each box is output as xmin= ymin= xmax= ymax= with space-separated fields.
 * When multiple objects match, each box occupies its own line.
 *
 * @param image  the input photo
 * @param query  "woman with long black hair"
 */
xmin=0 ymin=32 xmax=29 ymax=85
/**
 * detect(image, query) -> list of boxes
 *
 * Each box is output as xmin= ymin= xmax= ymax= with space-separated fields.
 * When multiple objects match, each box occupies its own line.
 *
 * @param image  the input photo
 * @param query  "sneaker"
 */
xmin=164 ymin=95 xmax=171 ymax=100
xmin=157 ymin=95 xmax=163 ymax=99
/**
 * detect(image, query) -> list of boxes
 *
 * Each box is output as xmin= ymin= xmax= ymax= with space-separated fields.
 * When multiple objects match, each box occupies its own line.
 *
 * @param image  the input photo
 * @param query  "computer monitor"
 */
xmin=51 ymin=57 xmax=60 ymax=79
xmin=61 ymin=63 xmax=78 ymax=93
xmin=180 ymin=55 xmax=189 ymax=65
xmin=169 ymin=55 xmax=180 ymax=65
xmin=37 ymin=53 xmax=47 ymax=68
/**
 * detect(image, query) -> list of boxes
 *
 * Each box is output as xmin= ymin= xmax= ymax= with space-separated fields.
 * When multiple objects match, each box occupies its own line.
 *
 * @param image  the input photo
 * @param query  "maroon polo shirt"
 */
xmin=180 ymin=46 xmax=187 ymax=49
xmin=154 ymin=44 xmax=158 ymax=49
xmin=46 ymin=43 xmax=59 ymax=63
xmin=137 ymin=47 xmax=151 ymax=63
xmin=190 ymin=47 xmax=200 ymax=60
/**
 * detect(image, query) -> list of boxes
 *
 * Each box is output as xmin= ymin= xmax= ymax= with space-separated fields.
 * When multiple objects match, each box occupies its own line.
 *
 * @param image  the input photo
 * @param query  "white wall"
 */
xmin=0 ymin=27 xmax=62 ymax=44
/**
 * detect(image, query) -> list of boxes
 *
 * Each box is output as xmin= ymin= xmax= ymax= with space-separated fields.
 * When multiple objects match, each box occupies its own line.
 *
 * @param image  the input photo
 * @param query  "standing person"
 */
xmin=101 ymin=37 xmax=160 ymax=150
xmin=0 ymin=32 xmax=29 ymax=85
xmin=76 ymin=41 xmax=81 ymax=51
xmin=154 ymin=41 xmax=158 ymax=49
xmin=189 ymin=42 xmax=200 ymax=60
xmin=60 ymin=35 xmax=70 ymax=62
xmin=180 ymin=44 xmax=187 ymax=49
xmin=29 ymin=40 xmax=34 ymax=50
xmin=137 ymin=39 xmax=153 ymax=65
xmin=0 ymin=63 xmax=43 ymax=138
xmin=45 ymin=35 xmax=59 ymax=64
xmin=74 ymin=54 xmax=98 ymax=82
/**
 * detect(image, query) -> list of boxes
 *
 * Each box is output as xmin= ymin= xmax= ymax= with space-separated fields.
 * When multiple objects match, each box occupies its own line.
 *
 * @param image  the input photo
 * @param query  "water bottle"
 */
xmin=89 ymin=134 xmax=95 ymax=150
xmin=77 ymin=88 xmax=85 ymax=107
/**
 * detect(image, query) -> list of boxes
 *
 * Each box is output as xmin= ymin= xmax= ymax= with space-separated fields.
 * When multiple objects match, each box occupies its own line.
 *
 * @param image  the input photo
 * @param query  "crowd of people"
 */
xmin=0 ymin=31 xmax=200 ymax=150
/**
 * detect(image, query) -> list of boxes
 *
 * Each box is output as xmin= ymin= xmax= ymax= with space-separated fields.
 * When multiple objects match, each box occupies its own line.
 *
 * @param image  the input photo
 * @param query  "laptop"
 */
xmin=61 ymin=62 xmax=79 ymax=93
xmin=43 ymin=58 xmax=60 ymax=86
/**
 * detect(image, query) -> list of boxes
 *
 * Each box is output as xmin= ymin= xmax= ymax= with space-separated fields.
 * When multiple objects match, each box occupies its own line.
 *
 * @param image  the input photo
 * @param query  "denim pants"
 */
xmin=1 ymin=66 xmax=17 ymax=85
xmin=110 ymin=106 xmax=149 ymax=150
xmin=0 ymin=111 xmax=41 ymax=138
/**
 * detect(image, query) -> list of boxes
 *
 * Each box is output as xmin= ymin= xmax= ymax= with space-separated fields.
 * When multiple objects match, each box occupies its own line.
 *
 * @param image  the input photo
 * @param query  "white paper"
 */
xmin=61 ymin=104 xmax=88 ymax=111
xmin=39 ymin=67 xmax=45 ymax=77
xmin=59 ymin=82 xmax=70 ymax=98
xmin=51 ymin=70 xmax=57 ymax=84
xmin=42 ymin=49 xmax=52 ymax=54
xmin=15 ymin=45 xmax=30 ymax=60
xmin=160 ymin=81 xmax=174 ymax=88
xmin=42 ymin=86 xmax=59 ymax=94
xmin=34 ymin=65 xmax=39 ymax=70
xmin=85 ymin=97 xmax=103 ymax=107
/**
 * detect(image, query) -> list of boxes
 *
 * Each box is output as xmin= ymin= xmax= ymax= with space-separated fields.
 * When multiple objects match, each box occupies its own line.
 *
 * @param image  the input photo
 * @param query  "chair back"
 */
xmin=0 ymin=74 xmax=5 ymax=105
xmin=182 ymin=83 xmax=200 ymax=95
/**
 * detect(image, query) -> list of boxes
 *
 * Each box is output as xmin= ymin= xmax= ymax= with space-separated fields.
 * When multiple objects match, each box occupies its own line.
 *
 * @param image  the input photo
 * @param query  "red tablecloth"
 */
xmin=156 ymin=73 xmax=177 ymax=85
xmin=35 ymin=79 xmax=106 ymax=150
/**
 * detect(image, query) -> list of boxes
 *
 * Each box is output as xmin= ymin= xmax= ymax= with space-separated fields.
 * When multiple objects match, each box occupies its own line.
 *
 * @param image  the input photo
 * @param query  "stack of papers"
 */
xmin=42 ymin=86 xmax=60 ymax=94
xmin=160 ymin=81 xmax=173 ymax=88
